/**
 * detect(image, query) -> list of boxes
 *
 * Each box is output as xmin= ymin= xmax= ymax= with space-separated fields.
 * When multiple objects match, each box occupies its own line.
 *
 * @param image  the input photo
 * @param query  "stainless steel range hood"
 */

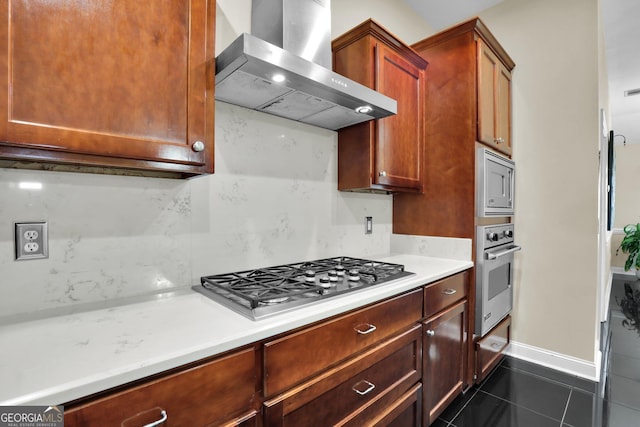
xmin=215 ymin=0 xmax=397 ymax=131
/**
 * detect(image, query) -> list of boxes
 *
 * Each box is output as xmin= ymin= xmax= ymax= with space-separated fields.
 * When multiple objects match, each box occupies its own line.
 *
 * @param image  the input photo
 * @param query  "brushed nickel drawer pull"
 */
xmin=143 ymin=410 xmax=167 ymax=427
xmin=352 ymin=380 xmax=376 ymax=396
xmin=442 ymin=288 xmax=457 ymax=295
xmin=354 ymin=323 xmax=377 ymax=335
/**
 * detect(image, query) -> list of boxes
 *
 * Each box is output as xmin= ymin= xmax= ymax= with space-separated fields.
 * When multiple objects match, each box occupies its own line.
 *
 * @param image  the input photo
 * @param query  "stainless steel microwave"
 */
xmin=477 ymin=148 xmax=515 ymax=217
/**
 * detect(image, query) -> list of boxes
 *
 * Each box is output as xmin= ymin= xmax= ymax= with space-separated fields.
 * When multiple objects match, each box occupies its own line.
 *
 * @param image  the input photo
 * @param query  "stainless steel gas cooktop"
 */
xmin=192 ymin=256 xmax=414 ymax=320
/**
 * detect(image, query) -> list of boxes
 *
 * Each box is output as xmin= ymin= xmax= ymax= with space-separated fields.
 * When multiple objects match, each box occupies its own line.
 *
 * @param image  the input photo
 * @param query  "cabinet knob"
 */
xmin=494 ymin=137 xmax=505 ymax=144
xmin=426 ymin=330 xmax=435 ymax=337
xmin=192 ymin=140 xmax=205 ymax=152
xmin=378 ymin=170 xmax=387 ymax=177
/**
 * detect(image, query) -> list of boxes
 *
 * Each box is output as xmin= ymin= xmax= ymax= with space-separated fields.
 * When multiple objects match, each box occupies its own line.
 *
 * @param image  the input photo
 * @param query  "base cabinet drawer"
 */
xmin=365 ymin=383 xmax=422 ymax=427
xmin=476 ymin=315 xmax=511 ymax=383
xmin=216 ymin=411 xmax=259 ymax=427
xmin=65 ymin=346 xmax=258 ymax=426
xmin=264 ymin=289 xmax=423 ymax=397
xmin=263 ymin=325 xmax=422 ymax=427
xmin=423 ymin=272 xmax=468 ymax=319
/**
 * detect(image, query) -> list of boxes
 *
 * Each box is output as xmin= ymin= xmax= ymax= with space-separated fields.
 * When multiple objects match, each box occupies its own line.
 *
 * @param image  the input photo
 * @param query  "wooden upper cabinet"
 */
xmin=393 ymin=17 xmax=514 ymax=240
xmin=477 ymin=39 xmax=512 ymax=156
xmin=332 ymin=19 xmax=427 ymax=193
xmin=0 ymin=0 xmax=215 ymax=177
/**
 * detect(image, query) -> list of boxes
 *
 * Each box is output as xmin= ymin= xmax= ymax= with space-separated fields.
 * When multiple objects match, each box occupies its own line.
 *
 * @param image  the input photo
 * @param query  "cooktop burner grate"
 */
xmin=194 ymin=256 xmax=414 ymax=319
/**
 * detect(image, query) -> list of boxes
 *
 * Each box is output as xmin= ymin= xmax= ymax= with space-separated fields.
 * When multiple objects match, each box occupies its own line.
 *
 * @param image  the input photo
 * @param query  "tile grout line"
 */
xmin=477 ymin=388 xmax=566 ymax=423
xmin=559 ymin=388 xmax=572 ymax=426
xmin=441 ymin=387 xmax=480 ymax=426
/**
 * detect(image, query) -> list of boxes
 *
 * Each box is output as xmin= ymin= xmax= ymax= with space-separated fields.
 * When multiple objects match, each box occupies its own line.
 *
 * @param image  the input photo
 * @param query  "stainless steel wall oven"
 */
xmin=475 ymin=223 xmax=521 ymax=336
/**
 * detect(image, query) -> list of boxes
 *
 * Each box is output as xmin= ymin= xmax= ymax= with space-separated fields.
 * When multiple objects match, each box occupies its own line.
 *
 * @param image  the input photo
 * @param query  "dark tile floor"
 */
xmin=433 ymin=276 xmax=640 ymax=427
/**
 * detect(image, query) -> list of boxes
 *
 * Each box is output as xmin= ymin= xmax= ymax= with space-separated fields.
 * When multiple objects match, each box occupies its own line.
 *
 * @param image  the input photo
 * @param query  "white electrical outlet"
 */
xmin=15 ymin=222 xmax=48 ymax=260
xmin=365 ymin=216 xmax=373 ymax=234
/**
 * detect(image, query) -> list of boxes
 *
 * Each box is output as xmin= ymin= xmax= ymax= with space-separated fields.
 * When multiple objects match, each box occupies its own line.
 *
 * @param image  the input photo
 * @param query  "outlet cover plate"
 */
xmin=15 ymin=221 xmax=48 ymax=260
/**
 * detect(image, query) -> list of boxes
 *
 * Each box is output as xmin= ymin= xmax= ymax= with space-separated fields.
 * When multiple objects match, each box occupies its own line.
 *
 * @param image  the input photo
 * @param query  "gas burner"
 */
xmin=347 ymin=269 xmax=360 ymax=282
xmin=194 ymin=256 xmax=414 ymax=320
xmin=319 ymin=276 xmax=332 ymax=288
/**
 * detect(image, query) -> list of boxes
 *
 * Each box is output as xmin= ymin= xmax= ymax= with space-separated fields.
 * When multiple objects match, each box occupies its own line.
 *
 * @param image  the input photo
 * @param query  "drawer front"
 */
xmin=362 ymin=383 xmax=421 ymax=427
xmin=476 ymin=315 xmax=511 ymax=383
xmin=65 ymin=347 xmax=258 ymax=426
xmin=424 ymin=271 xmax=468 ymax=318
xmin=264 ymin=289 xmax=422 ymax=397
xmin=264 ymin=325 xmax=422 ymax=427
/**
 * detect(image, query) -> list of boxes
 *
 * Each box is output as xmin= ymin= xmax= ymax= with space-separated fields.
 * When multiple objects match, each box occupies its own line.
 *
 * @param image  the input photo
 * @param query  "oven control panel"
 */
xmin=480 ymin=224 xmax=515 ymax=248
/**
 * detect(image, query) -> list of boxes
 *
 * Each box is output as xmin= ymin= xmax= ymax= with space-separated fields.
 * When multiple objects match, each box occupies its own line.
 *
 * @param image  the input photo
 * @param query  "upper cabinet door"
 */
xmin=477 ymin=40 xmax=512 ymax=156
xmin=375 ymin=43 xmax=424 ymax=192
xmin=333 ymin=19 xmax=427 ymax=194
xmin=0 ymin=0 xmax=215 ymax=177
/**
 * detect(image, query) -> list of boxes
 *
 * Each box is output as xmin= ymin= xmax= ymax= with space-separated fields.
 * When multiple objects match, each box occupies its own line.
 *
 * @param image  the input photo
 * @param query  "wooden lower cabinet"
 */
xmin=263 ymin=289 xmax=423 ymax=397
xmin=423 ymin=300 xmax=467 ymax=426
xmin=476 ymin=315 xmax=511 ymax=384
xmin=63 ymin=277 xmax=483 ymax=427
xmin=64 ymin=346 xmax=259 ymax=427
xmin=263 ymin=325 xmax=422 ymax=427
xmin=216 ymin=411 xmax=259 ymax=427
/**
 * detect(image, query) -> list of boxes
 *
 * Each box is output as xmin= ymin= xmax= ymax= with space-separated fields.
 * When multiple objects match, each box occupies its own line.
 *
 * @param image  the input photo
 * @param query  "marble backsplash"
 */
xmin=0 ymin=102 xmax=394 ymax=319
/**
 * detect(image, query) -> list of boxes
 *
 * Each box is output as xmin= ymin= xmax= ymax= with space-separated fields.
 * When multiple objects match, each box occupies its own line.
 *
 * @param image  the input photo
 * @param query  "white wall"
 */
xmin=611 ymin=143 xmax=640 ymax=268
xmin=0 ymin=1 xmax=433 ymax=320
xmin=481 ymin=0 xmax=601 ymax=362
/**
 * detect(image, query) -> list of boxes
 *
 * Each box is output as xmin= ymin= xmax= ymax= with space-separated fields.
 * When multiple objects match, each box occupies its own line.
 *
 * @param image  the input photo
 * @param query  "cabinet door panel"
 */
xmin=0 ymin=0 xmax=214 ymax=176
xmin=496 ymin=64 xmax=512 ymax=154
xmin=477 ymin=39 xmax=512 ymax=156
xmin=477 ymin=40 xmax=498 ymax=148
xmin=375 ymin=43 xmax=423 ymax=191
xmin=423 ymin=300 xmax=467 ymax=425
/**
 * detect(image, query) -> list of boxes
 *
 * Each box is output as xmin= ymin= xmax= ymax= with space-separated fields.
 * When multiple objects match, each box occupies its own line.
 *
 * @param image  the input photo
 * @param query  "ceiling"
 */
xmin=403 ymin=0 xmax=640 ymax=145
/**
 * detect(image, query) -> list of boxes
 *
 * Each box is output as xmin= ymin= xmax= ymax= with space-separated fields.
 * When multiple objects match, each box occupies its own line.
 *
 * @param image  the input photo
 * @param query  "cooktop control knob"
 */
xmin=488 ymin=232 xmax=499 ymax=242
xmin=504 ymin=230 xmax=514 ymax=238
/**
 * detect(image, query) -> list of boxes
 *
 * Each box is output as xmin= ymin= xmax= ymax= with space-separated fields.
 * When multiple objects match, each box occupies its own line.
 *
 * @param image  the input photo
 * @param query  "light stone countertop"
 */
xmin=0 ymin=253 xmax=472 ymax=406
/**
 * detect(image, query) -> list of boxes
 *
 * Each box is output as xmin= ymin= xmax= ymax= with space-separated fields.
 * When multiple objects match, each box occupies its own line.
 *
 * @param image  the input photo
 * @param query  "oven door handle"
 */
xmin=486 ymin=245 xmax=522 ymax=260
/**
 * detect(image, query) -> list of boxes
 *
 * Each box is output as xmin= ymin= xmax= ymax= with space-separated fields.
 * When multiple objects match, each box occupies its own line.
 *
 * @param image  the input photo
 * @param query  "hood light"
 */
xmin=272 ymin=73 xmax=286 ymax=83
xmin=355 ymin=105 xmax=373 ymax=114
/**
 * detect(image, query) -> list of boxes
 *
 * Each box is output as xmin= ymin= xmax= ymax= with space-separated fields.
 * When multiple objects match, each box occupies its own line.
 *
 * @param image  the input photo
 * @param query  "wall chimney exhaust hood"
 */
xmin=215 ymin=0 xmax=397 ymax=131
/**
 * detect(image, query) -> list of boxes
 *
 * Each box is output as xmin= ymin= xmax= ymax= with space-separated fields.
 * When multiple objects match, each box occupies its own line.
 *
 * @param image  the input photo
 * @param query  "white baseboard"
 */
xmin=611 ymin=266 xmax=637 ymax=278
xmin=506 ymin=340 xmax=600 ymax=382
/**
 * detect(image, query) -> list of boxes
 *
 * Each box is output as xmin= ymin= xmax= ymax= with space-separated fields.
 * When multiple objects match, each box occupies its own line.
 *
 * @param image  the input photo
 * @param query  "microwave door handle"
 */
xmin=486 ymin=245 xmax=522 ymax=260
